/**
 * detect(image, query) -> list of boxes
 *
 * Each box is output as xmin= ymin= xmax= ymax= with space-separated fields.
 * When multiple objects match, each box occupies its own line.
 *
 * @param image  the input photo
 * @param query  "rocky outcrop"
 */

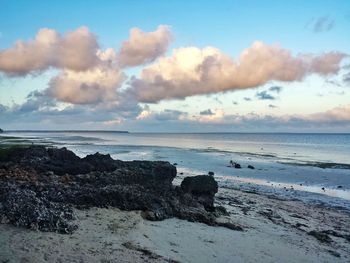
xmin=181 ymin=175 xmax=218 ymax=210
xmin=0 ymin=146 xmax=227 ymax=233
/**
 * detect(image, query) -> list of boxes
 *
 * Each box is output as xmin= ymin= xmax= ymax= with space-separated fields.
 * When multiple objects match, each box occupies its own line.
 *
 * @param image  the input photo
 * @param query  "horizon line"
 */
xmin=2 ymin=130 xmax=350 ymax=135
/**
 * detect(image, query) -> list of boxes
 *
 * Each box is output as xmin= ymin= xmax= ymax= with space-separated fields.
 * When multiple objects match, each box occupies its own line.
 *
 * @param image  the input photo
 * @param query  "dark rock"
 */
xmin=0 ymin=145 xmax=228 ymax=233
xmin=229 ymin=160 xmax=241 ymax=169
xmin=337 ymin=185 xmax=342 ymax=189
xmin=173 ymin=163 xmax=178 ymax=166
xmin=308 ymin=230 xmax=333 ymax=243
xmin=234 ymin=163 xmax=241 ymax=169
xmin=181 ymin=175 xmax=218 ymax=210
xmin=208 ymin=171 xmax=214 ymax=176
xmin=0 ymin=189 xmax=77 ymax=233
xmin=48 ymin=147 xmax=80 ymax=162
xmin=247 ymin=165 xmax=255 ymax=169
xmin=82 ymin=152 xmax=122 ymax=173
xmin=0 ymin=128 xmax=3 ymax=133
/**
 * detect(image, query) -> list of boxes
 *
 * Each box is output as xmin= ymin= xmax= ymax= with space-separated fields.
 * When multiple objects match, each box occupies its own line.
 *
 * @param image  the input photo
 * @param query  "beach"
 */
xmin=0 ymin=132 xmax=349 ymax=262
xmin=1 ymin=186 xmax=349 ymax=263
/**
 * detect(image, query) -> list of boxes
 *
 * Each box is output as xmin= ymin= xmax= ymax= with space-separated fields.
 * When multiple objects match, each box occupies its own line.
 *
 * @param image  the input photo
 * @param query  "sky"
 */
xmin=0 ymin=0 xmax=349 ymax=132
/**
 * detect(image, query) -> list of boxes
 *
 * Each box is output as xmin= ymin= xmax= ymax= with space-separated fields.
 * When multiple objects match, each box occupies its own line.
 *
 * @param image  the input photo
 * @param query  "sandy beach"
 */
xmin=1 ymin=185 xmax=349 ymax=263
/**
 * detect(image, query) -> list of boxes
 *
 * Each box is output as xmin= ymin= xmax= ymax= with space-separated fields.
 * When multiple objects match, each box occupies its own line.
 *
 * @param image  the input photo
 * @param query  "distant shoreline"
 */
xmin=3 ymin=130 xmax=350 ymax=135
xmin=5 ymin=130 xmax=129 ymax=133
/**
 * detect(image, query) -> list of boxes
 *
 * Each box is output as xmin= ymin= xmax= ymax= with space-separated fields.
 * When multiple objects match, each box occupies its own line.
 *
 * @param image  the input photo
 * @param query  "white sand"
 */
xmin=1 ymin=187 xmax=349 ymax=263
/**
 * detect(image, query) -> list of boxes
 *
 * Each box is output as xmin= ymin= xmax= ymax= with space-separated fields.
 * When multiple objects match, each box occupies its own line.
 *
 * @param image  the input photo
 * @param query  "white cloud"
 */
xmin=0 ymin=27 xmax=99 ymax=76
xmin=48 ymin=67 xmax=125 ymax=105
xmin=47 ymin=48 xmax=125 ymax=105
xmin=130 ymin=41 xmax=347 ymax=102
xmin=118 ymin=25 xmax=174 ymax=67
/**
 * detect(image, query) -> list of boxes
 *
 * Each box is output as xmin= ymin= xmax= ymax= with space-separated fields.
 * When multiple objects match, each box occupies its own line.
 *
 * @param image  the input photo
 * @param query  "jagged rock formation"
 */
xmin=0 ymin=146 xmax=230 ymax=233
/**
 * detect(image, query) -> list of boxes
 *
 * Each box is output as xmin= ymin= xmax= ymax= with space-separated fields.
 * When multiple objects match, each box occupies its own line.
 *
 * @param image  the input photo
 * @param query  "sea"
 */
xmin=2 ymin=131 xmax=350 ymax=209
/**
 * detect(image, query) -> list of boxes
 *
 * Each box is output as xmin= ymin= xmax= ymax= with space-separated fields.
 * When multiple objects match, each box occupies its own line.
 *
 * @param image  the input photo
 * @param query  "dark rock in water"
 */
xmin=208 ymin=171 xmax=214 ymax=176
xmin=0 ymin=145 xmax=229 ymax=233
xmin=337 ymin=185 xmax=342 ymax=189
xmin=234 ymin=163 xmax=241 ymax=169
xmin=181 ymin=175 xmax=218 ymax=210
xmin=0 ymin=128 xmax=3 ymax=133
xmin=173 ymin=163 xmax=178 ymax=166
xmin=229 ymin=160 xmax=241 ymax=169
xmin=247 ymin=165 xmax=255 ymax=169
xmin=308 ymin=230 xmax=333 ymax=243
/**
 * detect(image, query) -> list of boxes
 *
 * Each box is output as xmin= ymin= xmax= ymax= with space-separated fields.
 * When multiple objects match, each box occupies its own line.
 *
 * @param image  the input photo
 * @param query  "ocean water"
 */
xmin=2 ymin=131 xmax=350 ymax=209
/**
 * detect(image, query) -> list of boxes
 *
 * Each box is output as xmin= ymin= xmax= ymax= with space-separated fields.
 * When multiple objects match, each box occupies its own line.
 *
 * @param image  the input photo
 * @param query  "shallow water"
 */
xmin=3 ymin=131 xmax=350 ymax=208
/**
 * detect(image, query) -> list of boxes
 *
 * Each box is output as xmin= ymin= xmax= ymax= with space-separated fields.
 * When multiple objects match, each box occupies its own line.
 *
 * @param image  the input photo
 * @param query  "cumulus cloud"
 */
xmin=43 ymin=47 xmax=126 ymax=105
xmin=118 ymin=25 xmax=174 ymax=67
xmin=0 ymin=27 xmax=99 ymax=76
xmin=130 ymin=41 xmax=347 ymax=103
xmin=0 ymin=25 xmax=177 ymax=106
xmin=48 ymin=68 xmax=124 ymax=104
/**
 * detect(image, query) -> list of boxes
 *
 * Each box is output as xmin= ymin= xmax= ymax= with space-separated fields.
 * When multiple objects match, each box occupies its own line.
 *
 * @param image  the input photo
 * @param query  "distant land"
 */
xmin=5 ymin=130 xmax=129 ymax=133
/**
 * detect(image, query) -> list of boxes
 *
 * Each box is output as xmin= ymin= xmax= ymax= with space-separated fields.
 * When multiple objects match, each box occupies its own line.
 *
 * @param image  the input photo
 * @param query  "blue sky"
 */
xmin=0 ymin=0 xmax=349 ymax=132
